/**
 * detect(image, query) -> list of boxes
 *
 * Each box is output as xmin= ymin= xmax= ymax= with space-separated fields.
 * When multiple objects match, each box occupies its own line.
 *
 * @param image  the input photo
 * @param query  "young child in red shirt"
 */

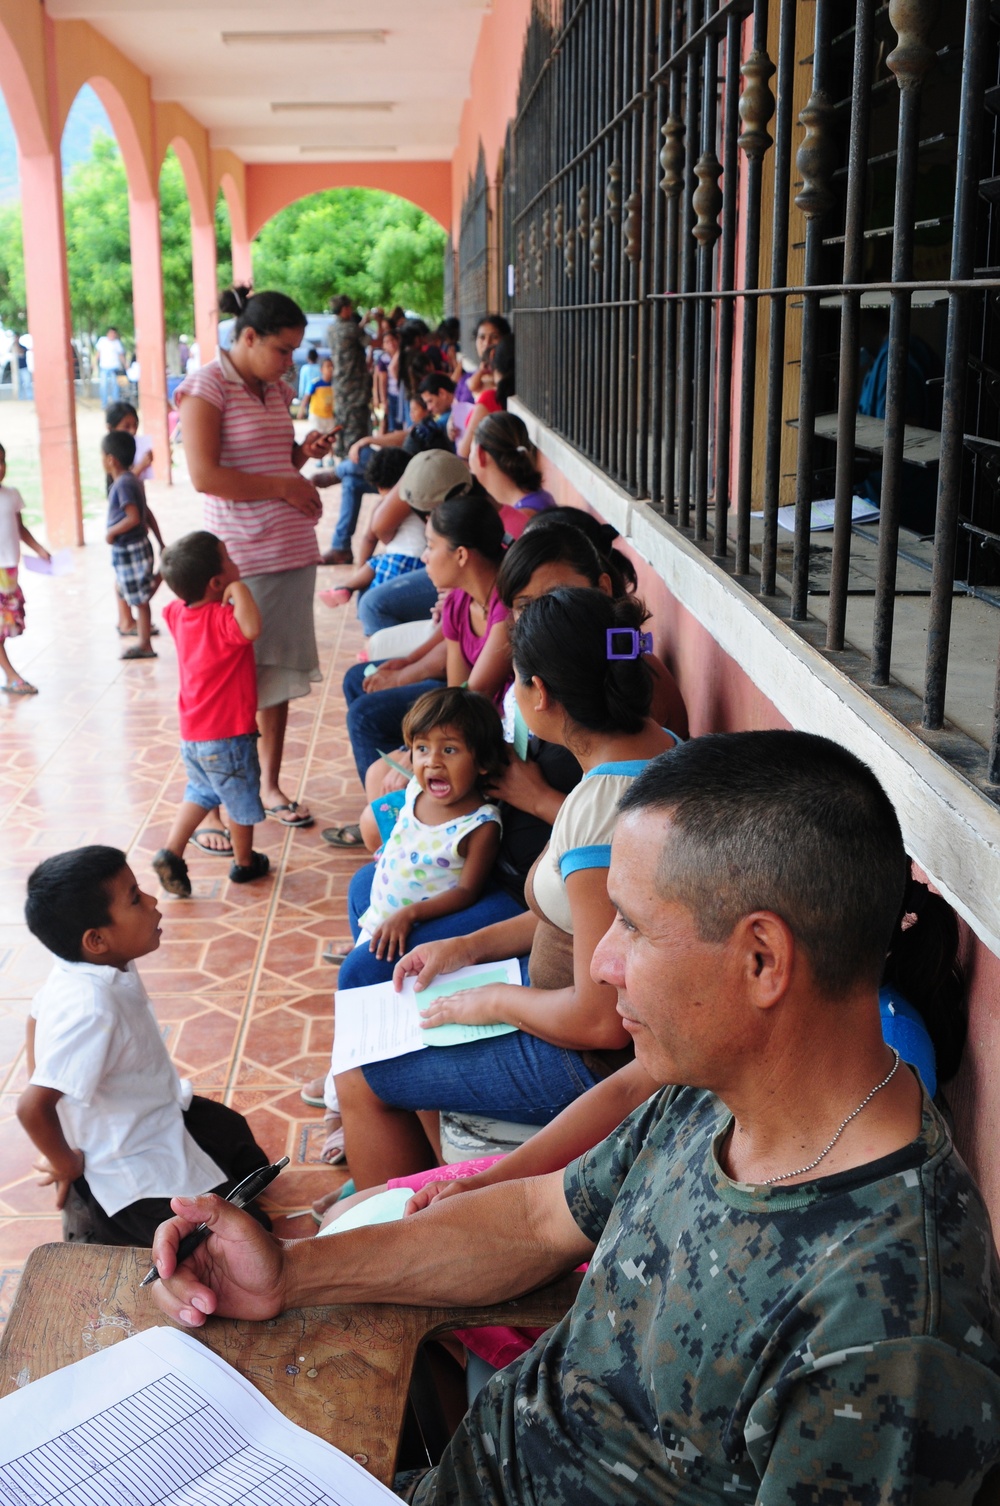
xmin=154 ymin=531 xmax=270 ymax=896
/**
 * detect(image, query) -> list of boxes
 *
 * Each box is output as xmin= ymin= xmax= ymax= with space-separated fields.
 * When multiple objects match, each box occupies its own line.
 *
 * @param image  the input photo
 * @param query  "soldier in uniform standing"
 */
xmin=322 ymin=295 xmax=373 ymax=564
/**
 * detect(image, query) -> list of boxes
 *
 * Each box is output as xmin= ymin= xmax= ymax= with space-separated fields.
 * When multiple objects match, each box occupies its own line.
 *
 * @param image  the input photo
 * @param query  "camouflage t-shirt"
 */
xmin=414 ymin=1085 xmax=1000 ymax=1504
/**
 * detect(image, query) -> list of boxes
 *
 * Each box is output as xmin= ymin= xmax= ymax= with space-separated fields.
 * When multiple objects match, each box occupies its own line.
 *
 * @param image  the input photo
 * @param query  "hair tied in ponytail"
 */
xmin=607 ymin=627 xmax=653 ymax=660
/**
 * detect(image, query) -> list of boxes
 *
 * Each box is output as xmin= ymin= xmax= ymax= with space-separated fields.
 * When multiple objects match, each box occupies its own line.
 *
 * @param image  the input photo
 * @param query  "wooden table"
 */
xmin=0 ymin=1243 xmax=581 ymax=1485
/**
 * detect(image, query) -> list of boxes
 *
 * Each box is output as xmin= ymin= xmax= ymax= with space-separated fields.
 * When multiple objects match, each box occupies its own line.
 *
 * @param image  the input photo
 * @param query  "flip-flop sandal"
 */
xmin=310 ymin=1179 xmax=356 ymax=1226
xmin=265 ymin=801 xmax=315 ymax=828
xmin=300 ymin=1075 xmax=327 ymax=1108
xmin=320 ymin=1119 xmax=347 ymax=1166
xmin=189 ymin=827 xmax=233 ymax=856
xmin=117 ymin=624 xmax=160 ymax=637
xmin=121 ymin=645 xmax=157 ymax=660
xmin=322 ymin=945 xmax=351 ymax=965
xmin=1 ymin=678 xmax=38 ymax=695
xmin=321 ymin=824 xmax=364 ymax=848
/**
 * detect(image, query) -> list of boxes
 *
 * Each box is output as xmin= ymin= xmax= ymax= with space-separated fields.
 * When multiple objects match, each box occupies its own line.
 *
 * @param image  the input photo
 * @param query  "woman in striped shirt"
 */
xmin=176 ymin=288 xmax=334 ymax=835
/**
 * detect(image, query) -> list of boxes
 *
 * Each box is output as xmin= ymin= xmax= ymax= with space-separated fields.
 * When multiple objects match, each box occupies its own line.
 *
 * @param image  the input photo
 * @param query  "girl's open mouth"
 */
xmin=427 ymin=778 xmax=451 ymax=798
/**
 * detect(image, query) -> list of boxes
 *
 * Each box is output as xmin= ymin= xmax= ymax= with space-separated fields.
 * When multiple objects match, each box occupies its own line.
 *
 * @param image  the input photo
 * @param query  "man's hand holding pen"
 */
xmin=147 ymin=1193 xmax=289 ymax=1328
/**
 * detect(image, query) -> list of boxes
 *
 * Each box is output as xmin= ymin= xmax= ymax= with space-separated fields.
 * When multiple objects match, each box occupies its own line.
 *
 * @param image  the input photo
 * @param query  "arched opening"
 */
xmin=215 ymin=189 xmax=234 ymax=296
xmin=60 ymin=83 xmax=133 ymax=516
xmin=0 ymin=87 xmax=30 ymax=400
xmin=0 ymin=81 xmax=39 ymax=529
xmin=252 ymin=187 xmax=447 ymax=326
xmin=159 ymin=143 xmax=194 ymax=383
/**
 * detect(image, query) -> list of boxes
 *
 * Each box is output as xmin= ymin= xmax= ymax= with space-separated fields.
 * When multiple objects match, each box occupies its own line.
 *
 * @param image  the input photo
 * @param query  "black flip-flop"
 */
xmin=189 ymin=827 xmax=233 ymax=857
xmin=321 ymin=824 xmax=364 ymax=848
xmin=265 ymin=801 xmax=315 ymax=828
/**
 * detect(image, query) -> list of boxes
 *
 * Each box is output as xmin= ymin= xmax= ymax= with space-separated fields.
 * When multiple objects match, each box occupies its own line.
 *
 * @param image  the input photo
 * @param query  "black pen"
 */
xmin=139 ymin=1155 xmax=289 ymax=1288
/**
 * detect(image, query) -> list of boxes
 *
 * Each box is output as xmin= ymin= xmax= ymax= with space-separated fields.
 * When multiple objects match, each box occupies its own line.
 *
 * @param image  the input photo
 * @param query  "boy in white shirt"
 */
xmin=17 ymin=845 xmax=272 ymax=1245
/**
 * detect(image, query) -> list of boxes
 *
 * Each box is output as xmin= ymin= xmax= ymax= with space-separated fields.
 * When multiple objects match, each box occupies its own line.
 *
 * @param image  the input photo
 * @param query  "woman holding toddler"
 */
xmin=335 ymin=586 xmax=681 ymax=1188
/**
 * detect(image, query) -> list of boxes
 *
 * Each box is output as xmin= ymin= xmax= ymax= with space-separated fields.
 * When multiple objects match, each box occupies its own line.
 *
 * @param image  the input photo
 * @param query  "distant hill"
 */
xmin=0 ymin=85 xmax=113 ymax=203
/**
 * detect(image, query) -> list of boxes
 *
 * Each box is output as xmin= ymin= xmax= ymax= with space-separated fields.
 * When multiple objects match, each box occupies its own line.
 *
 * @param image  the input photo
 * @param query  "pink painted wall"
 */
xmin=451 ymin=0 xmax=533 ymax=233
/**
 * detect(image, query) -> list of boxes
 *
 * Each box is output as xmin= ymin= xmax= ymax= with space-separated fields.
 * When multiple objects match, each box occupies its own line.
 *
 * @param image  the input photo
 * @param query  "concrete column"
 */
xmin=128 ymin=186 xmax=171 ymax=483
xmin=231 ymin=230 xmax=253 ymax=288
xmin=18 ymin=148 xmax=83 ymax=547
xmin=191 ymin=211 xmax=218 ymax=364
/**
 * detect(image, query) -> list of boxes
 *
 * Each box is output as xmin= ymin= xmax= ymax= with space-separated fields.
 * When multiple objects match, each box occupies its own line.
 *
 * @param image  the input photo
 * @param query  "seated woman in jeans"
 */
xmin=334 ymin=587 xmax=681 ymax=1189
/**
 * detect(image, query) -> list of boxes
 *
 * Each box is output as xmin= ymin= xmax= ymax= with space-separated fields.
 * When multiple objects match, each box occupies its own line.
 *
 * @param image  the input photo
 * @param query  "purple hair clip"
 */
xmin=606 ymin=627 xmax=653 ymax=660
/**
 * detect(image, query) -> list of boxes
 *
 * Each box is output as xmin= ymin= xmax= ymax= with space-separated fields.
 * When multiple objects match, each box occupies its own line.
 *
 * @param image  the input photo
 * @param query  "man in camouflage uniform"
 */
xmin=327 ymin=294 xmax=371 ymax=456
xmin=150 ymin=731 xmax=1000 ymax=1503
xmin=319 ymin=295 xmax=373 ymax=564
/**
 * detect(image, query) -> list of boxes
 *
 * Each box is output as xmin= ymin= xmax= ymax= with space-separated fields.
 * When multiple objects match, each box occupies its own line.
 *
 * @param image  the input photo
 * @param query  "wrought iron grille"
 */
xmin=497 ymin=0 xmax=1000 ymax=788
xmin=458 ymin=147 xmax=493 ymax=359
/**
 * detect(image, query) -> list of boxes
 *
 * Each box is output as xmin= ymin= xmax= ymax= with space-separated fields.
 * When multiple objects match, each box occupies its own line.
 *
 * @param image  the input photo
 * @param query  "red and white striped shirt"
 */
xmin=176 ymin=352 xmax=320 ymax=577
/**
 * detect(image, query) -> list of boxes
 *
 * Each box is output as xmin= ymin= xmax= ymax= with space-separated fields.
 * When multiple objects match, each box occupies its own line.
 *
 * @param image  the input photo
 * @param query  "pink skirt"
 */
xmin=0 ymin=566 xmax=25 ymax=641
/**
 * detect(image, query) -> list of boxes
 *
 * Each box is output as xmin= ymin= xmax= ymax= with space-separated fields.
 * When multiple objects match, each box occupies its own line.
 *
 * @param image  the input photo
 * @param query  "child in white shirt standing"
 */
xmin=0 ymin=440 xmax=51 ymax=695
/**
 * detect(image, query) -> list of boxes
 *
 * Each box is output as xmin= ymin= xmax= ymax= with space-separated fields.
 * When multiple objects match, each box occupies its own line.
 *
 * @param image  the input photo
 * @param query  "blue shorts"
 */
xmin=180 ymin=733 xmax=266 ymax=826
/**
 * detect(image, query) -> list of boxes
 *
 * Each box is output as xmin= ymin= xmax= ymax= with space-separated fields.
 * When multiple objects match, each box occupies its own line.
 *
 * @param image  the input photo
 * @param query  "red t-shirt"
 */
xmin=163 ymin=598 xmax=258 ymax=741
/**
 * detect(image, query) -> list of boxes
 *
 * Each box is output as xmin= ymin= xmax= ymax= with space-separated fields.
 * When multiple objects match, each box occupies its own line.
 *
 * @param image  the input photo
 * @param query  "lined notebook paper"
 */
xmin=0 ymin=1326 xmax=396 ymax=1505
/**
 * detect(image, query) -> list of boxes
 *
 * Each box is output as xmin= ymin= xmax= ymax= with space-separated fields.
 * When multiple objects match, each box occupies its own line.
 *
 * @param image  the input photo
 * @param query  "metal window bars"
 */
xmin=457 ymin=0 xmax=1000 ymax=787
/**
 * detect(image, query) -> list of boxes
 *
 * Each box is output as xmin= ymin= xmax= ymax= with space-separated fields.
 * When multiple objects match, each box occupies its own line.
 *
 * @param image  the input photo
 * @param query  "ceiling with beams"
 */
xmin=46 ymin=0 xmax=493 ymax=163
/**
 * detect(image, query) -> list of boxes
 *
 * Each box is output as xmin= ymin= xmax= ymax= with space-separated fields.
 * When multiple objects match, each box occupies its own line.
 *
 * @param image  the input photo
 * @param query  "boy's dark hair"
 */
xmin=418 ymin=373 xmax=456 ymax=397
xmin=364 ymin=447 xmax=411 ymax=492
xmin=25 ymin=846 xmax=128 ymax=962
xmin=102 ymin=430 xmax=136 ymax=468
xmin=330 ymin=294 xmax=353 ymax=316
xmin=617 ymin=731 xmax=908 ymax=997
xmin=105 ymin=401 xmax=138 ymax=430
xmin=160 ymin=531 xmax=224 ymax=604
xmin=402 ymin=686 xmax=507 ymax=785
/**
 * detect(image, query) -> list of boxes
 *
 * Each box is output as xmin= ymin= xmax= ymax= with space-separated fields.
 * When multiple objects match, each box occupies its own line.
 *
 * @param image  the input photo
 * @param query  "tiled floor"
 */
xmin=0 ymin=458 xmax=368 ymax=1321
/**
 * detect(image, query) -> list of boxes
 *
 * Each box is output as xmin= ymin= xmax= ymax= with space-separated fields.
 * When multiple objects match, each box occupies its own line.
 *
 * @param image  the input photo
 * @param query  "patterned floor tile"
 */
xmin=0 ymin=468 xmax=369 ymax=1320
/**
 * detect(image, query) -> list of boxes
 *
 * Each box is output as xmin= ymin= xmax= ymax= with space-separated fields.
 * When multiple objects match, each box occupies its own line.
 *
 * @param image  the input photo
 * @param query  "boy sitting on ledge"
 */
xmin=17 ymin=845 xmax=271 ymax=1246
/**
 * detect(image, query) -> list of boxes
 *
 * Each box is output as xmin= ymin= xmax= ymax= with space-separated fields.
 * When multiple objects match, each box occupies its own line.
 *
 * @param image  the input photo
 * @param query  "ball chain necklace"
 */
xmin=760 ymin=1049 xmax=901 ymax=1186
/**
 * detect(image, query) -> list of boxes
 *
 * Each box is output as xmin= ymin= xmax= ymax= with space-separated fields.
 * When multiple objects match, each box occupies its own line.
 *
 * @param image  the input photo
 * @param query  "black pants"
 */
xmin=66 ymin=1096 xmax=271 ymax=1247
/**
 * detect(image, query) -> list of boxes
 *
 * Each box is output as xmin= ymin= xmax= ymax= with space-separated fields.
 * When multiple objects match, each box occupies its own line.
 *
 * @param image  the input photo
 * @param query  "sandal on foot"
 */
xmin=1 ymin=677 xmax=38 ymax=695
xmin=311 ymin=1178 xmax=356 ymax=1225
xmin=322 ymin=944 xmax=351 ymax=965
xmin=189 ymin=826 xmax=233 ymax=856
xmin=300 ymin=1075 xmax=327 ymax=1109
xmin=117 ymin=624 xmax=160 ymax=637
xmin=121 ymin=645 xmax=157 ymax=660
xmin=319 ymin=587 xmax=353 ymax=609
xmin=152 ymin=848 xmax=191 ymax=898
xmin=229 ymin=851 xmax=270 ymax=884
xmin=265 ymin=801 xmax=314 ymax=828
xmin=321 ymin=824 xmax=364 ymax=848
xmin=320 ymin=1112 xmax=347 ymax=1165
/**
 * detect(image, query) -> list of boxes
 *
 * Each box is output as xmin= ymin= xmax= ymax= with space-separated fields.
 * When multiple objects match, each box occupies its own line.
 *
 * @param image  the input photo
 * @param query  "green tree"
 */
xmin=252 ymin=188 xmax=446 ymax=321
xmin=0 ymin=201 xmax=26 ymax=327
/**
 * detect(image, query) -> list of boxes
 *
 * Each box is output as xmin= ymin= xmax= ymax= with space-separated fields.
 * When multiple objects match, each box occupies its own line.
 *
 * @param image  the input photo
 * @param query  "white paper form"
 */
xmin=0 ymin=1326 xmax=396 ymax=1505
xmin=331 ymin=958 xmax=521 ymax=1074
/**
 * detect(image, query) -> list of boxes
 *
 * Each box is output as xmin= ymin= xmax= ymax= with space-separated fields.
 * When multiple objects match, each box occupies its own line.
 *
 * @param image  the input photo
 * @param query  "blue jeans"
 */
xmin=343 ymin=660 xmax=443 ymax=783
xmin=99 ymin=367 xmax=120 ymax=407
xmin=357 ymin=567 xmax=437 ymax=636
xmin=331 ymin=452 xmax=377 ymax=551
xmin=342 ymin=864 xmax=526 ymax=985
xmin=360 ymin=1029 xmax=603 ymax=1126
xmin=180 ymin=733 xmax=266 ymax=826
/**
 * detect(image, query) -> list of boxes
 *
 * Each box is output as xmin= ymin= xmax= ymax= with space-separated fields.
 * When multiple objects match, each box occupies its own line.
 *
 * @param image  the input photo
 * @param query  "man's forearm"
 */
xmin=282 ymin=1174 xmax=590 ymax=1310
